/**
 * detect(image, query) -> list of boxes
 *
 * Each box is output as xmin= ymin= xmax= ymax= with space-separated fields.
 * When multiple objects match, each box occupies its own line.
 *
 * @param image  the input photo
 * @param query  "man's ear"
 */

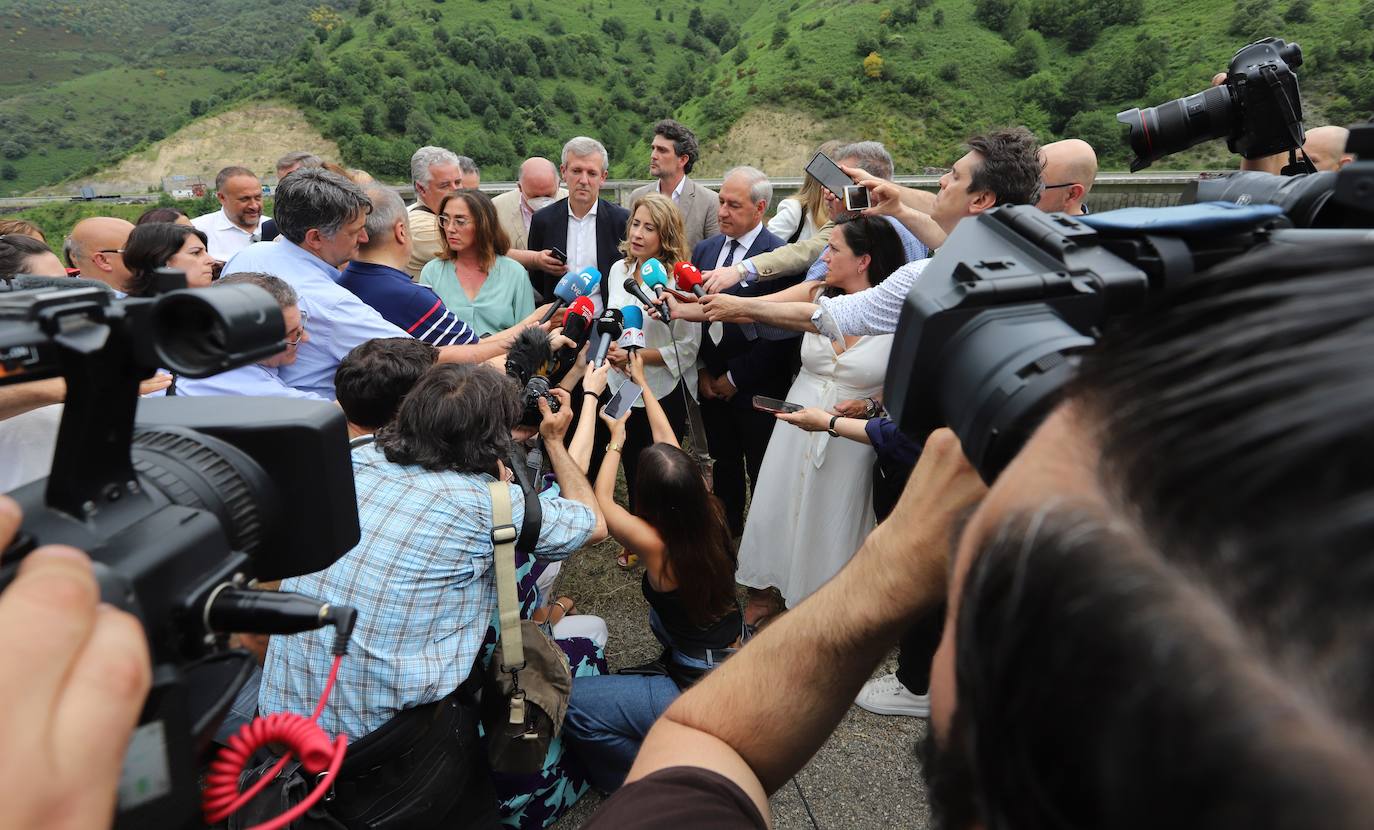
xmin=302 ymin=227 xmax=324 ymax=253
xmin=395 ymin=218 xmax=409 ymax=247
xmin=968 ymin=189 xmax=998 ymax=216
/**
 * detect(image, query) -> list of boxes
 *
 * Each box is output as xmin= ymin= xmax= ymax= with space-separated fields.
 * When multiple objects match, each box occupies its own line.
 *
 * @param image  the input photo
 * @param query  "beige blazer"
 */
xmin=492 ymin=186 xmax=568 ymax=251
xmin=405 ymin=203 xmax=443 ymax=279
xmin=628 ymin=176 xmax=720 ymax=254
xmin=748 ymin=220 xmax=836 ymax=280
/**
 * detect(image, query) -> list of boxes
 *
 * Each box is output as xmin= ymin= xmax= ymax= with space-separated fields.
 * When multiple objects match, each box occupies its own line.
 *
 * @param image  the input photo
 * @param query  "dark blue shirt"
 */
xmin=338 ymin=260 xmax=479 ymax=347
xmin=864 ymin=417 xmax=922 ymax=468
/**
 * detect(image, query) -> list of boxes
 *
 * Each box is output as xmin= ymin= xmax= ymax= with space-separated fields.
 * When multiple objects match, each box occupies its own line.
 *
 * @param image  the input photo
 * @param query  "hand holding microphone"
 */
xmin=673 ymin=261 xmax=707 ymax=298
xmin=553 ymin=296 xmax=597 ymax=379
xmin=631 ymin=258 xmax=673 ymax=321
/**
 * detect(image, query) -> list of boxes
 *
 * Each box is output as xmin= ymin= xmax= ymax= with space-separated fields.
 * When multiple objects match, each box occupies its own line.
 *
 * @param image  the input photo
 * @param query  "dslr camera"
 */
xmin=1118 ymin=37 xmax=1305 ymax=171
xmin=0 ymin=275 xmax=360 ymax=828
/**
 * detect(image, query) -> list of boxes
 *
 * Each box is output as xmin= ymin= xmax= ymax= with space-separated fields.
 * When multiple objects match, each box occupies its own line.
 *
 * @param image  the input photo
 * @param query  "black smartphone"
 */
xmin=550 ymin=246 xmax=568 ymax=264
xmin=805 ymin=151 xmax=858 ymax=202
xmin=605 ymin=381 xmax=644 ymax=419
xmin=752 ymin=395 xmax=803 ymax=414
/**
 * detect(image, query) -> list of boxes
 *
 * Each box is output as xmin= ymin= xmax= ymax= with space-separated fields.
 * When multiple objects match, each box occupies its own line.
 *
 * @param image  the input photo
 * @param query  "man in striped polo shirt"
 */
xmin=341 ymin=184 xmax=483 ymax=347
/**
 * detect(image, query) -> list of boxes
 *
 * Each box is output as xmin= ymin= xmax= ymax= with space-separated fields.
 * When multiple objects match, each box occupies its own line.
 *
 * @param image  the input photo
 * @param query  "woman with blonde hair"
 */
xmin=602 ymin=192 xmax=699 ymax=511
xmin=767 ymin=139 xmax=843 ymax=244
xmin=419 ymin=189 xmax=534 ymax=336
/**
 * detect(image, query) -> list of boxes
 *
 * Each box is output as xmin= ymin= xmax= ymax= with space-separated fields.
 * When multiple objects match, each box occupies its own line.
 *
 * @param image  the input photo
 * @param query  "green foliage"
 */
xmin=1284 ymin=0 xmax=1312 ymax=22
xmin=1229 ymin=0 xmax=1283 ymax=38
xmin=1007 ymin=30 xmax=1047 ymax=76
xmin=863 ymin=52 xmax=885 ymax=79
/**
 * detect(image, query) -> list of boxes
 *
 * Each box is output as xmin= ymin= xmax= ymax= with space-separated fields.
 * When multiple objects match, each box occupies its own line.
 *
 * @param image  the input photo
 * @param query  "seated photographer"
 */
xmin=223 ymin=168 xmax=522 ymax=399
xmin=562 ymin=351 xmax=742 ymax=793
xmin=578 ymin=242 xmax=1374 ymax=829
xmin=173 ymin=273 xmax=326 ymax=400
xmin=334 ymin=337 xmax=440 ymax=440
xmin=259 ymin=363 xmax=606 ymax=743
xmin=672 ymin=128 xmax=1043 ymax=340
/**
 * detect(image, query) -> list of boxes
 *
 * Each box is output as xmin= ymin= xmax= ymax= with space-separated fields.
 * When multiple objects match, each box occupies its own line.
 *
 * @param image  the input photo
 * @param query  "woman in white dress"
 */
xmin=736 ymin=216 xmax=907 ymax=618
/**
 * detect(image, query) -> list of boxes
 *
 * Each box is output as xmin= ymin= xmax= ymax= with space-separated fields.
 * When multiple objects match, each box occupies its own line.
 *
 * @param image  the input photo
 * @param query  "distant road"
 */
xmin=0 ymin=194 xmax=159 ymax=209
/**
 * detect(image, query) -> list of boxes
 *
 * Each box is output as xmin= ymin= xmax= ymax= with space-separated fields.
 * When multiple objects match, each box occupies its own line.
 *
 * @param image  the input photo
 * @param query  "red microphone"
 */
xmin=562 ymin=296 xmax=597 ymax=348
xmin=673 ymin=261 xmax=706 ymax=298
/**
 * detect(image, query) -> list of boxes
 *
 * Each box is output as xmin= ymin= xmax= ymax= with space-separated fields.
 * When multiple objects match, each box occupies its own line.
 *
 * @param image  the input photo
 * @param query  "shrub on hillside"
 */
xmin=864 ymin=52 xmax=885 ymax=79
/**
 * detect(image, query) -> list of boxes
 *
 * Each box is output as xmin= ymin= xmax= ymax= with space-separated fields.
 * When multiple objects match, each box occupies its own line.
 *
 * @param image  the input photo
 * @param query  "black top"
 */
xmin=643 ymin=572 xmax=742 ymax=654
xmin=581 ymin=766 xmax=766 ymax=829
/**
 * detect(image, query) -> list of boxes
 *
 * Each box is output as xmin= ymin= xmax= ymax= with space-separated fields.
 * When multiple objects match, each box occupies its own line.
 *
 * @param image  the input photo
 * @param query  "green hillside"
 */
xmin=0 ymin=0 xmax=351 ymax=194
xmin=1 ymin=0 xmax=1371 ymax=193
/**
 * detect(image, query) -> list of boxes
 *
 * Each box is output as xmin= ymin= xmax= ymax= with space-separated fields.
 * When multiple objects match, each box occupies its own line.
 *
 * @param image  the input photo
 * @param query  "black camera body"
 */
xmin=884 ymin=204 xmax=1294 ymax=480
xmin=0 ymin=280 xmax=360 ymax=828
xmin=1119 ymin=37 xmax=1304 ymax=171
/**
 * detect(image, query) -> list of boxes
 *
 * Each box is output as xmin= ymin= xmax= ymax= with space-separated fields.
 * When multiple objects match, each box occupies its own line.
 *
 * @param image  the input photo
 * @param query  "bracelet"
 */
xmin=552 ymin=599 xmax=573 ymax=616
xmin=864 ymin=397 xmax=880 ymax=418
xmin=583 ymin=390 xmax=600 ymax=401
xmin=606 ymin=441 xmax=623 ymax=453
xmin=827 ymin=415 xmax=841 ymax=437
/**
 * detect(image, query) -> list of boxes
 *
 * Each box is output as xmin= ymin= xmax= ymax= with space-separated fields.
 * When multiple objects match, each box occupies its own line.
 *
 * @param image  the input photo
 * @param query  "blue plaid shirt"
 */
xmin=258 ymin=443 xmax=595 ymax=740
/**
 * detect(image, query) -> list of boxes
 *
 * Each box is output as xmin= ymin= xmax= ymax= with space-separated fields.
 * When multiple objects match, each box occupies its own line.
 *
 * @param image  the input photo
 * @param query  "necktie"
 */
xmin=709 ymin=240 xmax=742 ymax=346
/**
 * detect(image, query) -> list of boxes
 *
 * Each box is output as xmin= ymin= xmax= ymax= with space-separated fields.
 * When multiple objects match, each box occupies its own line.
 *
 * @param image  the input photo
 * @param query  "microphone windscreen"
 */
xmin=673 ymin=261 xmax=704 ymax=291
xmin=620 ymin=305 xmax=644 ymax=330
xmin=506 ymin=326 xmax=553 ymax=384
xmin=639 ymin=258 xmax=669 ymax=289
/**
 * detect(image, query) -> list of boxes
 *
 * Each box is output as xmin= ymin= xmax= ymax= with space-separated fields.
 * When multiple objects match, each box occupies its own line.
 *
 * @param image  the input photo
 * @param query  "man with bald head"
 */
xmin=65 ymin=217 xmax=134 ymax=294
xmin=492 ymin=156 xmax=568 ymax=272
xmin=1037 ymin=138 xmax=1098 ymax=215
xmin=1302 ymin=125 xmax=1354 ymax=173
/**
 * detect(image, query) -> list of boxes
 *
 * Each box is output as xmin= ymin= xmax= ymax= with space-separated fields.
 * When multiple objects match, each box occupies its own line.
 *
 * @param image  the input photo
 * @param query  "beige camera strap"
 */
xmin=487 ymin=480 xmax=526 ymax=726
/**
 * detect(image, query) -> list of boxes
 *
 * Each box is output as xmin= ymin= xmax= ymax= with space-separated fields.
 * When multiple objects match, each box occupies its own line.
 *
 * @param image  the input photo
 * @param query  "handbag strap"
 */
xmin=487 ymin=480 xmax=528 ymax=726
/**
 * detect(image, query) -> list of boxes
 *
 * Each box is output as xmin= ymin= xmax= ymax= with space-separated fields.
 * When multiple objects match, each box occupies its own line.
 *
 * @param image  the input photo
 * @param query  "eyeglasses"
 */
xmin=286 ymin=310 xmax=309 ymax=346
xmin=97 ymin=248 xmax=125 ymax=255
xmin=437 ymin=215 xmax=471 ymax=229
xmin=1041 ymin=182 xmax=1079 ymax=190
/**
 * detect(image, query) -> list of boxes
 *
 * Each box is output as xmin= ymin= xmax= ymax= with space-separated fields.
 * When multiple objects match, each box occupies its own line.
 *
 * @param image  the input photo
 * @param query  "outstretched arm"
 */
xmin=629 ymin=351 xmax=680 ymax=449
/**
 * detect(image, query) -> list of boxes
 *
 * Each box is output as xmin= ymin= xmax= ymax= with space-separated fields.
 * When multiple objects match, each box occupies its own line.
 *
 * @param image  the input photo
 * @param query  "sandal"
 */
xmin=616 ymin=548 xmax=639 ymax=569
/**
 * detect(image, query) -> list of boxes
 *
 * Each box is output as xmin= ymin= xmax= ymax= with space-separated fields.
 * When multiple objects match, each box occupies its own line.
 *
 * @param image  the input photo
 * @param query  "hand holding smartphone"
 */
xmin=805 ymin=152 xmax=872 ymax=214
xmin=752 ymin=395 xmax=803 ymax=414
xmin=604 ymin=381 xmax=644 ymax=420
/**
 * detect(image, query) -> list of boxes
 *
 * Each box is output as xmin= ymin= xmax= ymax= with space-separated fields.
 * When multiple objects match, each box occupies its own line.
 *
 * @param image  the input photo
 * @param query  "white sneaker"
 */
xmin=855 ymin=673 xmax=930 ymax=718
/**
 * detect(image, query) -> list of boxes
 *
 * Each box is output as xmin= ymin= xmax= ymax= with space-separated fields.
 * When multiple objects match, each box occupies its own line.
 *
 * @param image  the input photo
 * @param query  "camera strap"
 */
xmin=504 ymin=445 xmax=543 ymax=555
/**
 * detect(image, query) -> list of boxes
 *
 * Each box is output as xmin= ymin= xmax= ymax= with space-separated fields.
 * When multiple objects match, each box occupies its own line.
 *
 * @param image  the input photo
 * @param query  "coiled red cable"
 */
xmin=202 ymin=653 xmax=349 ymax=830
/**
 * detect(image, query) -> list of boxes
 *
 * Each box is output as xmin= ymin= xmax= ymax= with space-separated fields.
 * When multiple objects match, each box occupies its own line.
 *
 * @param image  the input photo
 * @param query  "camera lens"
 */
xmin=152 ymin=284 xmax=287 ymax=377
xmin=1118 ymin=85 xmax=1235 ymax=172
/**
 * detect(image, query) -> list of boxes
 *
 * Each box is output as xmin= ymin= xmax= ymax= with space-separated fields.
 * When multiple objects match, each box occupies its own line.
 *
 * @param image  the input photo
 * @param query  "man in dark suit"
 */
xmin=526 ymin=136 xmax=630 ymax=312
xmin=695 ymin=166 xmax=802 ymax=537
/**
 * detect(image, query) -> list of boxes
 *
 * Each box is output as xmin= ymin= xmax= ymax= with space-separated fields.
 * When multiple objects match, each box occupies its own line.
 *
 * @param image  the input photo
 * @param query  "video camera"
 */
xmin=0 ymin=275 xmax=360 ymax=828
xmin=885 ymin=119 xmax=1374 ymax=482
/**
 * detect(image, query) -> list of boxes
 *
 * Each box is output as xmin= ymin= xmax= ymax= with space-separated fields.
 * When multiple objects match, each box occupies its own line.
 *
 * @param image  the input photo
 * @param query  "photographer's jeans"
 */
xmin=562 ymin=673 xmax=681 ymax=792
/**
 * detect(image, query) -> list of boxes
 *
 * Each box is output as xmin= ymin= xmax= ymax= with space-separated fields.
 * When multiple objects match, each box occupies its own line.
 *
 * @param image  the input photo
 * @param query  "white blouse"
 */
xmin=767 ymin=197 xmax=821 ymax=243
xmin=604 ymin=259 xmax=701 ymax=407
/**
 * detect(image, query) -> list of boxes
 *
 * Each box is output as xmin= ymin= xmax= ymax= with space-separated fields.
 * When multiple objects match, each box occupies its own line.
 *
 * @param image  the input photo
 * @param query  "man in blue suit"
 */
xmin=526 ymin=136 xmax=630 ymax=312
xmin=694 ymin=166 xmax=802 ymax=537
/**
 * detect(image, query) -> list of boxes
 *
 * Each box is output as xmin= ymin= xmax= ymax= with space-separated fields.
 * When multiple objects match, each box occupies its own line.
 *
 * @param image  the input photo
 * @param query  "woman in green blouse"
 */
xmin=420 ymin=190 xmax=534 ymax=336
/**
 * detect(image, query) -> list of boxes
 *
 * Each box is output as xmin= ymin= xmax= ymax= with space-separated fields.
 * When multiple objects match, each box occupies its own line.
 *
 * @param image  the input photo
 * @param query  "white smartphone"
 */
xmin=604 ymin=381 xmax=643 ymax=419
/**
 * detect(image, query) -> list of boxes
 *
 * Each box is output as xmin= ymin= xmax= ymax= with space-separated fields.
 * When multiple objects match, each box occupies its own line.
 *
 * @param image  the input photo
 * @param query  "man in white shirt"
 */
xmin=192 ymin=166 xmax=269 ymax=261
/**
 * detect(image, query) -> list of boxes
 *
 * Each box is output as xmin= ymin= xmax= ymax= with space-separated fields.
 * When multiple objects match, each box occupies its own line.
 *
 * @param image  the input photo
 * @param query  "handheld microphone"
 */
xmin=673 ymin=261 xmax=707 ymax=298
xmin=618 ymin=305 xmax=646 ymax=351
xmin=622 ymin=276 xmax=669 ymax=322
xmin=540 ymin=266 xmax=602 ymax=323
xmin=553 ymin=296 xmax=596 ymax=378
xmin=589 ymin=308 xmax=624 ymax=368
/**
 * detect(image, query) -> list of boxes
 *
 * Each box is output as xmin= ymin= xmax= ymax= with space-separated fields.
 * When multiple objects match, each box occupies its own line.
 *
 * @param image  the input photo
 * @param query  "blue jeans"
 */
xmin=563 ymin=673 xmax=681 ymax=793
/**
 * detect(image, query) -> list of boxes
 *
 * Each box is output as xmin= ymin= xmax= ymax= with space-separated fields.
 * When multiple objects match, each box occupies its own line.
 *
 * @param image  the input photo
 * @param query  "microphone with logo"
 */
xmin=540 ymin=266 xmax=602 ymax=324
xmin=552 ymin=296 xmax=597 ymax=379
xmin=589 ymin=308 xmax=624 ymax=368
xmin=673 ymin=261 xmax=707 ymax=298
xmin=618 ymin=305 xmax=646 ymax=353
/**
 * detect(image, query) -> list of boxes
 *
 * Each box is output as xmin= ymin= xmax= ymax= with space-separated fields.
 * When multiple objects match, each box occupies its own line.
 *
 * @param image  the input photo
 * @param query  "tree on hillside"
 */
xmin=863 ymin=51 xmax=885 ymax=78
xmin=1284 ymin=0 xmax=1312 ymax=23
xmin=1007 ymin=30 xmax=1047 ymax=75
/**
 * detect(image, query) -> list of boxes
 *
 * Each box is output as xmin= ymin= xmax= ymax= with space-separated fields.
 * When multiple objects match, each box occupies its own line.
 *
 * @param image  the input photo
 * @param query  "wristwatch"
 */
xmin=606 ymin=441 xmax=623 ymax=454
xmin=827 ymin=415 xmax=841 ymax=437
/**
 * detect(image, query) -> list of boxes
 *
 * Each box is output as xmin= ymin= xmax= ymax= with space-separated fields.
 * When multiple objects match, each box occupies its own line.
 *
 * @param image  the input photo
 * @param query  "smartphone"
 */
xmin=752 ymin=395 xmax=803 ymax=414
xmin=805 ymin=151 xmax=858 ymax=203
xmin=604 ymin=381 xmax=643 ymax=420
xmin=844 ymin=184 xmax=871 ymax=211
xmin=550 ymin=246 xmax=568 ymax=264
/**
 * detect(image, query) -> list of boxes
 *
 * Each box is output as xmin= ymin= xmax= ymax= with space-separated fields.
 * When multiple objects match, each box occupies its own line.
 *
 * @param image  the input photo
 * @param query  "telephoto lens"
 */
xmin=1118 ymin=85 xmax=1234 ymax=172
